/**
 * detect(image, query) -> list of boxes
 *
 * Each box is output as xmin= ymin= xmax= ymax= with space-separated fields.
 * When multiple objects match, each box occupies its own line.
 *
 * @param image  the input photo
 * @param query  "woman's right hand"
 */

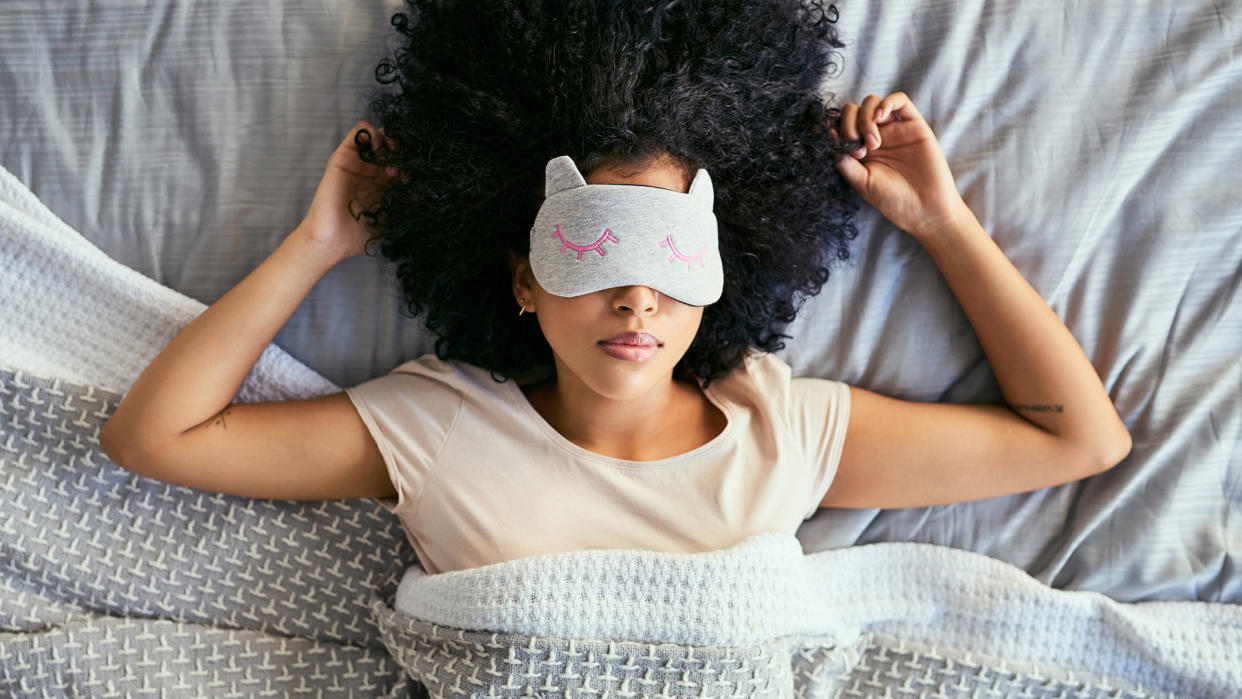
xmin=296 ymin=120 xmax=402 ymax=260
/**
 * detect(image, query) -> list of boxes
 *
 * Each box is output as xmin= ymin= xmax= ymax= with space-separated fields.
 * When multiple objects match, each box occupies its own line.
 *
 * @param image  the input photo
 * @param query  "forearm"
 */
xmin=915 ymin=211 xmax=1130 ymax=456
xmin=100 ymin=226 xmax=343 ymax=455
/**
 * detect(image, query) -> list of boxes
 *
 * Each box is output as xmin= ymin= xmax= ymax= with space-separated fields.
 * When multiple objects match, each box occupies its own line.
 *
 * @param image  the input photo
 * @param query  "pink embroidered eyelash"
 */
xmin=552 ymin=225 xmax=705 ymax=269
xmin=659 ymin=235 xmax=706 ymax=269
xmin=552 ymin=224 xmax=619 ymax=259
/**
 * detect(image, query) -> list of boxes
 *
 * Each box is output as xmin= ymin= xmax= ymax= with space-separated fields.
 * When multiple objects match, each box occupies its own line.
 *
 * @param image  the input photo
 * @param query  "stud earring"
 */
xmin=518 ymin=298 xmax=527 ymax=316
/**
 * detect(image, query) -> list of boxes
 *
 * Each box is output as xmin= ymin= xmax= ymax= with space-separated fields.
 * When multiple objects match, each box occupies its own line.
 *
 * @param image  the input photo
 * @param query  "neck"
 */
xmin=524 ymin=365 xmax=701 ymax=461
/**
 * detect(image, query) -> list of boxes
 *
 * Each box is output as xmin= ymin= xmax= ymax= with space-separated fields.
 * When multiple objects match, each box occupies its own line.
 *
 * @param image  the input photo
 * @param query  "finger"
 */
xmin=858 ymin=94 xmax=883 ymax=151
xmin=839 ymin=102 xmax=859 ymax=141
xmin=367 ymin=122 xmax=401 ymax=155
xmin=374 ymin=124 xmax=391 ymax=147
xmin=834 ymin=144 xmax=867 ymax=185
xmin=343 ymin=121 xmax=370 ymax=151
xmin=837 ymin=103 xmax=867 ymax=157
xmin=351 ymin=120 xmax=390 ymax=149
xmin=831 ymin=129 xmax=865 ymax=158
xmin=874 ymin=95 xmax=895 ymax=123
xmin=877 ymin=91 xmax=920 ymax=126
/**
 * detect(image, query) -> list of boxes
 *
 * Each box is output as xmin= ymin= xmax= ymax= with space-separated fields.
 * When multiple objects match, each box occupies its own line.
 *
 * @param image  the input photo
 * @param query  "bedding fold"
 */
xmin=374 ymin=532 xmax=1242 ymax=697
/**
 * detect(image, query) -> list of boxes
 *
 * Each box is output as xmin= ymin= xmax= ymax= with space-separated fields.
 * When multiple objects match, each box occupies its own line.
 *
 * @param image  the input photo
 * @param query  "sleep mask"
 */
xmin=528 ymin=154 xmax=723 ymax=307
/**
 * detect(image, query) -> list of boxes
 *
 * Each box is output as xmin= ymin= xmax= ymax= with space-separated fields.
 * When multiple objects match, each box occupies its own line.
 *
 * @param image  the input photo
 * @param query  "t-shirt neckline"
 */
xmin=504 ymin=375 xmax=735 ymax=469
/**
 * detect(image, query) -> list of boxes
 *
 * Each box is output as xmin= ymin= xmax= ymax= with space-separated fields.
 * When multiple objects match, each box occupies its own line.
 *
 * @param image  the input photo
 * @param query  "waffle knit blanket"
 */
xmin=374 ymin=532 xmax=1242 ymax=698
xmin=2 ymin=161 xmax=1241 ymax=697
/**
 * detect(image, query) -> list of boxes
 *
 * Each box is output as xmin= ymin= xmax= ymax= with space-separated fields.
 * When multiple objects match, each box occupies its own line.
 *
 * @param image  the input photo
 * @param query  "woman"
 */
xmin=99 ymin=0 xmax=1130 ymax=575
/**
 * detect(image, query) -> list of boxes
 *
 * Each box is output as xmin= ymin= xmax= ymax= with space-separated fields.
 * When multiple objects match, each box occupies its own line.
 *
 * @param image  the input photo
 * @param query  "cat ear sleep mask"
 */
xmin=528 ymin=154 xmax=724 ymax=307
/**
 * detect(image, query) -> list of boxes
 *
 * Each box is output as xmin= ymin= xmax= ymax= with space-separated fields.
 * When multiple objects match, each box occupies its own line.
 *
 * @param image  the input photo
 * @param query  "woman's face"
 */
xmin=511 ymin=156 xmax=706 ymax=399
xmin=514 ymin=265 xmax=704 ymax=398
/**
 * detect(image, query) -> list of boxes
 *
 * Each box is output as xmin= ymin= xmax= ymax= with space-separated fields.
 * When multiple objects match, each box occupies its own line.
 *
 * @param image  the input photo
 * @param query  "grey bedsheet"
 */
xmin=790 ymin=0 xmax=1242 ymax=603
xmin=0 ymin=0 xmax=1238 ymax=621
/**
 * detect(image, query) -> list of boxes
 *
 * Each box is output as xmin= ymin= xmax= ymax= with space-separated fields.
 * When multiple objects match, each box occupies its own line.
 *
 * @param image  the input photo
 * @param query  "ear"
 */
xmin=687 ymin=167 xmax=714 ymax=209
xmin=544 ymin=155 xmax=587 ymax=197
xmin=509 ymin=251 xmax=536 ymax=307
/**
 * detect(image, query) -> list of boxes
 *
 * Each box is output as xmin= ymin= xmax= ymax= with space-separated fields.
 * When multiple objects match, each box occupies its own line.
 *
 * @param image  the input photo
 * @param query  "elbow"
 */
xmin=1090 ymin=426 xmax=1133 ymax=475
xmin=98 ymin=421 xmax=147 ymax=473
xmin=98 ymin=420 xmax=122 ymax=463
xmin=98 ymin=412 xmax=133 ymax=464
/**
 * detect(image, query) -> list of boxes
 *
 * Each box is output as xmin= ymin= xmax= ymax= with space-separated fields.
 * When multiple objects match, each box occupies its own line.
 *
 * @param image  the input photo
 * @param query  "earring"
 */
xmin=518 ymin=298 xmax=527 ymax=316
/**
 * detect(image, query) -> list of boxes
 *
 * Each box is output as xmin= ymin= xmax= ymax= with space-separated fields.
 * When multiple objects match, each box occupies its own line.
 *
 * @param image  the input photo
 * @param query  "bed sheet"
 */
xmin=0 ymin=0 xmax=1238 ymax=611
xmin=790 ymin=0 xmax=1242 ymax=603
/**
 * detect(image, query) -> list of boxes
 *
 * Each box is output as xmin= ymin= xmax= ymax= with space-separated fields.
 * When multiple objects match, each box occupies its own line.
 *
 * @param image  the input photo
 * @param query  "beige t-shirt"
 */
xmin=345 ymin=348 xmax=851 ymax=575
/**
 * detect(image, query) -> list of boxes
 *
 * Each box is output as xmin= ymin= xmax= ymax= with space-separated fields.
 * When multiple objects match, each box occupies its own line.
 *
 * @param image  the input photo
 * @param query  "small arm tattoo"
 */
xmin=211 ymin=407 xmax=233 ymax=429
xmin=1013 ymin=403 xmax=1064 ymax=413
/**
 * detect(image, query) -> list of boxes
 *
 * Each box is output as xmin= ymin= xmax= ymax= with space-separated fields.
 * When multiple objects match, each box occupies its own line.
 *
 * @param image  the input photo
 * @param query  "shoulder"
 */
xmin=386 ymin=353 xmax=520 ymax=402
xmin=739 ymin=349 xmax=851 ymax=392
xmin=716 ymin=347 xmax=794 ymax=397
xmin=388 ymin=353 xmax=458 ymax=380
xmin=346 ymin=354 xmax=466 ymax=408
xmin=724 ymin=348 xmax=851 ymax=417
xmin=701 ymin=349 xmax=794 ymax=419
xmin=739 ymin=347 xmax=793 ymax=381
xmin=347 ymin=354 xmax=464 ymax=410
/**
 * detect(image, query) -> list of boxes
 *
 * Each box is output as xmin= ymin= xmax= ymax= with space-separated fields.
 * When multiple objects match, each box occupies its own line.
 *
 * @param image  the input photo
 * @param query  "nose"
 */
xmin=613 ymin=285 xmax=659 ymax=314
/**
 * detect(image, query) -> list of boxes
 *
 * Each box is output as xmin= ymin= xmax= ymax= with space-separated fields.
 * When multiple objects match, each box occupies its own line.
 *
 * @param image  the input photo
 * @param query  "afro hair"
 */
xmin=351 ymin=0 xmax=865 ymax=389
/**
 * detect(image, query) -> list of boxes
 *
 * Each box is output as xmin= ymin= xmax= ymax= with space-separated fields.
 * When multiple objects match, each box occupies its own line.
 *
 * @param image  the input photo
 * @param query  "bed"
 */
xmin=2 ymin=0 xmax=1239 ymax=696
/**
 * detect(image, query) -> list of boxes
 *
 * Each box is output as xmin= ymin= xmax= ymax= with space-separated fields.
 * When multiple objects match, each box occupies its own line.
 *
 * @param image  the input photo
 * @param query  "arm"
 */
xmin=100 ymin=120 xmax=397 ymax=459
xmin=914 ymin=208 xmax=1131 ymax=455
xmin=820 ymin=209 xmax=1132 ymax=509
xmin=99 ymin=226 xmax=344 ymax=457
xmin=816 ymin=92 xmax=1130 ymax=509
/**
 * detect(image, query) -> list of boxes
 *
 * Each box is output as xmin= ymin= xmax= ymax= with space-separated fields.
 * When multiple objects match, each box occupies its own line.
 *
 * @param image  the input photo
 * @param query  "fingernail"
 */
xmin=866 ymin=133 xmax=879 ymax=149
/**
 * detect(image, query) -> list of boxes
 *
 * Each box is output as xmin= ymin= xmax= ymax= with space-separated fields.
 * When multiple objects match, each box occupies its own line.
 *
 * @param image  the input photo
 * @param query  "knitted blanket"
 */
xmin=3 ymin=162 xmax=1241 ymax=697
xmin=0 ymin=164 xmax=419 ymax=695
xmin=373 ymin=533 xmax=1242 ymax=698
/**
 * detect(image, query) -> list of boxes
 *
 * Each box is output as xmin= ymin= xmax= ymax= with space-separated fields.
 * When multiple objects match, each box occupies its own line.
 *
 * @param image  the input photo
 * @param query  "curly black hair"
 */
xmin=351 ymin=0 xmax=864 ymax=389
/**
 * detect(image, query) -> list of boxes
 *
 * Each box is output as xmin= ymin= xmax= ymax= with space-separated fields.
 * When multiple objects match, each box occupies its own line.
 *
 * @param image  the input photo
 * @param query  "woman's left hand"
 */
xmin=826 ymin=92 xmax=972 ymax=239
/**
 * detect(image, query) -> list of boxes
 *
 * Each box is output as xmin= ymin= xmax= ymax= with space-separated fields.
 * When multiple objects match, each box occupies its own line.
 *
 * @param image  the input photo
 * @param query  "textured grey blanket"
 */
xmin=371 ymin=531 xmax=1242 ymax=698
xmin=0 ymin=162 xmax=421 ymax=695
xmin=5 ymin=361 xmax=1241 ymax=697
xmin=0 ymin=365 xmax=421 ymax=696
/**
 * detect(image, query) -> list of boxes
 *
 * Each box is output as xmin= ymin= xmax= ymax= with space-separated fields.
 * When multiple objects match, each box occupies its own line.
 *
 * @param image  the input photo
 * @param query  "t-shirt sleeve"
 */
xmin=787 ymin=376 xmax=852 ymax=520
xmin=344 ymin=358 xmax=464 ymax=517
xmin=741 ymin=351 xmax=853 ymax=521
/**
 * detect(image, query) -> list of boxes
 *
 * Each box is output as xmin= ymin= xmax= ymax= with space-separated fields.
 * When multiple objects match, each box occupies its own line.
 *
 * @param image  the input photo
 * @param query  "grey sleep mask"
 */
xmin=528 ymin=154 xmax=723 ymax=307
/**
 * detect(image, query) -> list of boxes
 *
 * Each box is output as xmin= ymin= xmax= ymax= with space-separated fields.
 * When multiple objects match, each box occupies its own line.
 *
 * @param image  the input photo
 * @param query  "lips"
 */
xmin=599 ymin=331 xmax=663 ymax=347
xmin=598 ymin=342 xmax=660 ymax=362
